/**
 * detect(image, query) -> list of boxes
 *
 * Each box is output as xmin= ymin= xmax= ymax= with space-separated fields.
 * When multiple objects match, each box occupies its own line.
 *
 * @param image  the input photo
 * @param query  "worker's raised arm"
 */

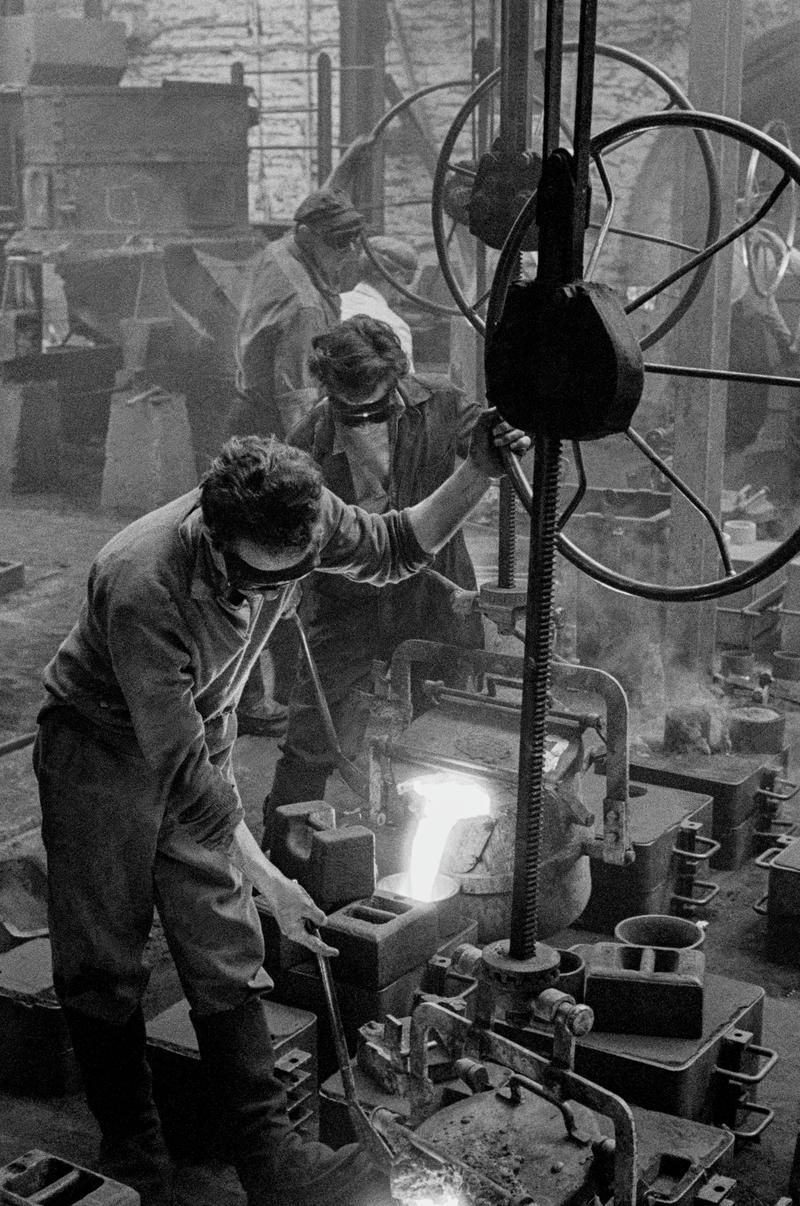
xmin=405 ymin=410 xmax=530 ymax=554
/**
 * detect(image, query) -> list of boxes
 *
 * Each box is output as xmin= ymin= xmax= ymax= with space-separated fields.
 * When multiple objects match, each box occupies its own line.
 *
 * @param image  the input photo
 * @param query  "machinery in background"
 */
xmin=0 ymin=4 xmax=261 ymax=503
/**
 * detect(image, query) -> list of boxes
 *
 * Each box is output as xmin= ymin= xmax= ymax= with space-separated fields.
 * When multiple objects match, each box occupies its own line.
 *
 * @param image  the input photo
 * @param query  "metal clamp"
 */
xmin=754 ymin=842 xmax=797 ymax=870
xmin=757 ymin=777 xmax=800 ymax=805
xmin=724 ymin=1100 xmax=775 ymax=1142
xmin=671 ymin=879 xmax=720 ymax=908
xmin=671 ymin=833 xmax=721 ymax=864
xmin=715 ymin=1043 xmax=778 ymax=1086
xmin=753 ymin=893 xmax=769 ymax=916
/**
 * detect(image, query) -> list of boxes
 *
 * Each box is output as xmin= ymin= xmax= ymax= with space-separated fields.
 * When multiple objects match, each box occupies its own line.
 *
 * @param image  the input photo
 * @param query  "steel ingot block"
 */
xmin=321 ymin=895 xmax=439 ymax=989
xmin=582 ymin=941 xmax=705 ymax=1039
xmin=271 ymin=802 xmax=375 ymax=913
xmin=0 ymin=1150 xmax=138 ymax=1204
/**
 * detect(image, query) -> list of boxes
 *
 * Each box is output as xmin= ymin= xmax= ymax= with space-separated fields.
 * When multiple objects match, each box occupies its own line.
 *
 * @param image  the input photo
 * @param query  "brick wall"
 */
xmin=98 ymin=0 xmax=797 ymax=245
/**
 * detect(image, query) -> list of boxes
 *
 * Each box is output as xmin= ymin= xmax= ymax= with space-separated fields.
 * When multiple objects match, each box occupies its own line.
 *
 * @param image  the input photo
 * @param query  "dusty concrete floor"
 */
xmin=1 ymin=489 xmax=800 ymax=1204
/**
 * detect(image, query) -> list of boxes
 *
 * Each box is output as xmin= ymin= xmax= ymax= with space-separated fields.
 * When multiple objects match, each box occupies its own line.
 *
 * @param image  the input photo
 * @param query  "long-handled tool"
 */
xmin=307 ymin=925 xmax=392 ymax=1170
xmin=291 ymin=612 xmax=369 ymax=799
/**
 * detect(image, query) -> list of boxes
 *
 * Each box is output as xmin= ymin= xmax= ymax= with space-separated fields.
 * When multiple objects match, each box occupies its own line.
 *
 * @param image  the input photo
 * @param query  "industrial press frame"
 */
xmin=311 ymin=2 xmax=800 ymax=1203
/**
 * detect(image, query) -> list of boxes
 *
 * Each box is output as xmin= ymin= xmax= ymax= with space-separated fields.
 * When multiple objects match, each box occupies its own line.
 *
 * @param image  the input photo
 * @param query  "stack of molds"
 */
xmin=755 ymin=837 xmax=800 ymax=962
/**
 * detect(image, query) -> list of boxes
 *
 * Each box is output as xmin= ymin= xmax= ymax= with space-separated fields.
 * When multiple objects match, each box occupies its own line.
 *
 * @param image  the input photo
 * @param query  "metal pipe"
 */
xmin=316 ymin=53 xmax=333 ymax=185
xmin=291 ymin=613 xmax=368 ymax=798
xmin=0 ymin=732 xmax=36 ymax=759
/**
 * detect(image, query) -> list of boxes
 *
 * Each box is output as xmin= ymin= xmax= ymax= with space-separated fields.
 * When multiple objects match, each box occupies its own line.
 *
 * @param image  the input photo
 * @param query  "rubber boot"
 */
xmin=192 ymin=995 xmax=393 ymax=1206
xmin=63 ymin=1006 xmax=174 ymax=1206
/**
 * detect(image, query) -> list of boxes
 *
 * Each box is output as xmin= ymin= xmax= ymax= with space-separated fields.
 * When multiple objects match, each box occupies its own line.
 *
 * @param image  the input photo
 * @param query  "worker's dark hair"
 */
xmin=200 ymin=435 xmax=323 ymax=551
xmin=308 ymin=315 xmax=409 ymax=400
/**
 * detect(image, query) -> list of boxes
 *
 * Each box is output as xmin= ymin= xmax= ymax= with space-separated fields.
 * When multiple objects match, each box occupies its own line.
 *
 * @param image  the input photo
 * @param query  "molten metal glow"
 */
xmin=407 ymin=777 xmax=491 ymax=902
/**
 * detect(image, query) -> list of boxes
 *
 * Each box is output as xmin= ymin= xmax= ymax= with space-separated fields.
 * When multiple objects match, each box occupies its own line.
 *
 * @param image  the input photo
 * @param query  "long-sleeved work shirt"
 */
xmin=235 ymin=232 xmax=340 ymax=437
xmin=41 ymin=487 xmax=430 ymax=850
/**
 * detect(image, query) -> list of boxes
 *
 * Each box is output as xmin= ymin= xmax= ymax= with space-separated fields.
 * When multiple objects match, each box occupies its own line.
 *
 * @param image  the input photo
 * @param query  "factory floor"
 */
xmin=1 ymin=491 xmax=800 ymax=1205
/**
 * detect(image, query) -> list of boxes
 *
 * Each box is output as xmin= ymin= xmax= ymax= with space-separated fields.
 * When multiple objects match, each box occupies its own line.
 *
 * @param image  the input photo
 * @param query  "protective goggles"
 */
xmin=321 ymin=228 xmax=362 ymax=251
xmin=330 ymin=385 xmax=399 ymax=427
xmin=224 ymin=544 xmax=320 ymax=593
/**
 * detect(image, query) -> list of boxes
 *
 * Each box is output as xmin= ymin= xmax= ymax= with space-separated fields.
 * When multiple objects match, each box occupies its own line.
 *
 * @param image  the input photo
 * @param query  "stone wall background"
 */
xmin=36 ymin=0 xmax=800 ymax=271
xmin=74 ymin=0 xmax=795 ymax=223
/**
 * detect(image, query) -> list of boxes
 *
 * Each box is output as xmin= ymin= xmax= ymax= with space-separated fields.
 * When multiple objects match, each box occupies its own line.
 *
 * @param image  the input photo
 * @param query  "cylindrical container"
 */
xmin=728 ymin=706 xmax=785 ymax=756
xmin=719 ymin=647 xmax=754 ymax=677
xmin=772 ymin=650 xmax=800 ymax=681
xmin=723 ymin=519 xmax=757 ymax=545
xmin=614 ymin=913 xmax=705 ymax=950
xmin=556 ymin=948 xmax=585 ymax=1001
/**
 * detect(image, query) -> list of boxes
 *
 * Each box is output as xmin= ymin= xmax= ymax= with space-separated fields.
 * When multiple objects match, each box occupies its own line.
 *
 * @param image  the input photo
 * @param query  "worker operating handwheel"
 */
xmin=32 ymin=417 xmax=529 ymax=1206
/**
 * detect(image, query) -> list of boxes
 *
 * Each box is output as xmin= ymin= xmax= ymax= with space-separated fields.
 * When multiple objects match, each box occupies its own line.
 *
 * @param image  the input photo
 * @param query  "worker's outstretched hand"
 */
xmin=468 ymin=408 xmax=531 ymax=477
xmin=270 ymin=875 xmax=339 ymax=958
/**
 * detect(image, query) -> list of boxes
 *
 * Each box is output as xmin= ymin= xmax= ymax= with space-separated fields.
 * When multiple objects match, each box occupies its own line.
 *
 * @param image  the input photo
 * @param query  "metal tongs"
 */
xmin=307 ymin=925 xmax=393 ymax=1169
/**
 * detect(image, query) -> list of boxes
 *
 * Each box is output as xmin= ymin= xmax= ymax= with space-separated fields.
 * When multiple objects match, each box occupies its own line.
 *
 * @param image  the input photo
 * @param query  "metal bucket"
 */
xmin=614 ymin=913 xmax=705 ymax=950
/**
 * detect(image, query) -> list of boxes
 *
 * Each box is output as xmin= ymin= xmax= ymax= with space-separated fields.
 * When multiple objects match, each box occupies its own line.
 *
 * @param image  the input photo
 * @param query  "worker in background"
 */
xmin=263 ymin=315 xmax=487 ymax=847
xmin=339 ymin=235 xmax=418 ymax=370
xmin=232 ymin=140 xmax=372 ymax=736
xmin=33 ymin=417 xmax=530 ymax=1206
xmin=727 ymin=236 xmax=799 ymax=458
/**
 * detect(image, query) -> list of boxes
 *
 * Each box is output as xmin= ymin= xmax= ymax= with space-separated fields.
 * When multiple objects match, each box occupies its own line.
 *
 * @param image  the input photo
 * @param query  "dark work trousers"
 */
xmin=34 ymin=709 xmax=392 ymax=1206
xmin=34 ymin=709 xmax=271 ymax=1024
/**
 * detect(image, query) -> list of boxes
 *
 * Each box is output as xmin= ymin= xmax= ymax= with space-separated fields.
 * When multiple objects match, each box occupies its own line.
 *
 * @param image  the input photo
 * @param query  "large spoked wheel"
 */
xmin=358 ymin=79 xmax=472 ymax=317
xmin=490 ymin=110 xmax=800 ymax=603
xmin=431 ymin=42 xmax=721 ymax=342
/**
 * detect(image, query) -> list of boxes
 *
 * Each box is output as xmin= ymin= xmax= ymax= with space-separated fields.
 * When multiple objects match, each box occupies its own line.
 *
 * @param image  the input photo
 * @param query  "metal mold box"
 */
xmin=578 ymin=775 xmax=713 ymax=931
xmin=572 ymin=972 xmax=763 ymax=1121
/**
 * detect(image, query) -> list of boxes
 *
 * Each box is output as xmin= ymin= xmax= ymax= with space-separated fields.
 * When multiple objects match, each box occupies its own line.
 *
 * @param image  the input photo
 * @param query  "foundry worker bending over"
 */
xmin=264 ymin=315 xmax=486 ymax=845
xmin=33 ymin=417 xmax=528 ymax=1206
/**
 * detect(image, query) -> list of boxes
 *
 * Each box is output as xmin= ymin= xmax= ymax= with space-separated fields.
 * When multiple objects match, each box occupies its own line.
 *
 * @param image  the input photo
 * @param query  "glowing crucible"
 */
xmin=405 ymin=777 xmax=491 ymax=903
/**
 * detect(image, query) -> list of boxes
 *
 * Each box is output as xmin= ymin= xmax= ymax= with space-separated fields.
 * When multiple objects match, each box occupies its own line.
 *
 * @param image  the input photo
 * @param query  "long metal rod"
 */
xmin=645 ymin=362 xmax=800 ymax=389
xmin=509 ymin=437 xmax=562 ymax=958
xmin=509 ymin=0 xmax=599 ymax=961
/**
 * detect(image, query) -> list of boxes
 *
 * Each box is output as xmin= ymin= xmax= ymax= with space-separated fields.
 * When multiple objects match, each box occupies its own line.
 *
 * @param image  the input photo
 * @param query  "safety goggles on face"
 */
xmin=330 ymin=385 xmax=399 ymax=427
xmin=223 ymin=544 xmax=321 ymax=593
xmin=321 ymin=228 xmax=362 ymax=251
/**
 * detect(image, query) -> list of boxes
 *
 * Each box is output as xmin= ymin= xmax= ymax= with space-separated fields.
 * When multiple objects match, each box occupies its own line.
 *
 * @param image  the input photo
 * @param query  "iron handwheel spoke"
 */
xmin=431 ymin=44 xmax=720 ymax=340
xmin=491 ymin=109 xmax=800 ymax=602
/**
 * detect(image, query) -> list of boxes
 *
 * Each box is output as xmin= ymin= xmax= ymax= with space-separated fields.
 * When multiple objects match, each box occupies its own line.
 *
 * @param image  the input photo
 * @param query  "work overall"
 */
xmin=34 ymin=488 xmax=424 ymax=1206
xmin=266 ymin=374 xmax=485 ymax=836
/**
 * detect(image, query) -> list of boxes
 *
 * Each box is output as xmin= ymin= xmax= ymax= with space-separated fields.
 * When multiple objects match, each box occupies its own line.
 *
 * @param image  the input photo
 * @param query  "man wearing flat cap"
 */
xmin=234 ymin=187 xmax=365 ymax=440
xmin=232 ymin=150 xmax=370 ymax=734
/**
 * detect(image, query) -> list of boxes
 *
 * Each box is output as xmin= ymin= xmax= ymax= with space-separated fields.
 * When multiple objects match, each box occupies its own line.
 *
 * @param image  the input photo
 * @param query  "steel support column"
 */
xmin=338 ymin=0 xmax=387 ymax=230
xmin=666 ymin=0 xmax=744 ymax=673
